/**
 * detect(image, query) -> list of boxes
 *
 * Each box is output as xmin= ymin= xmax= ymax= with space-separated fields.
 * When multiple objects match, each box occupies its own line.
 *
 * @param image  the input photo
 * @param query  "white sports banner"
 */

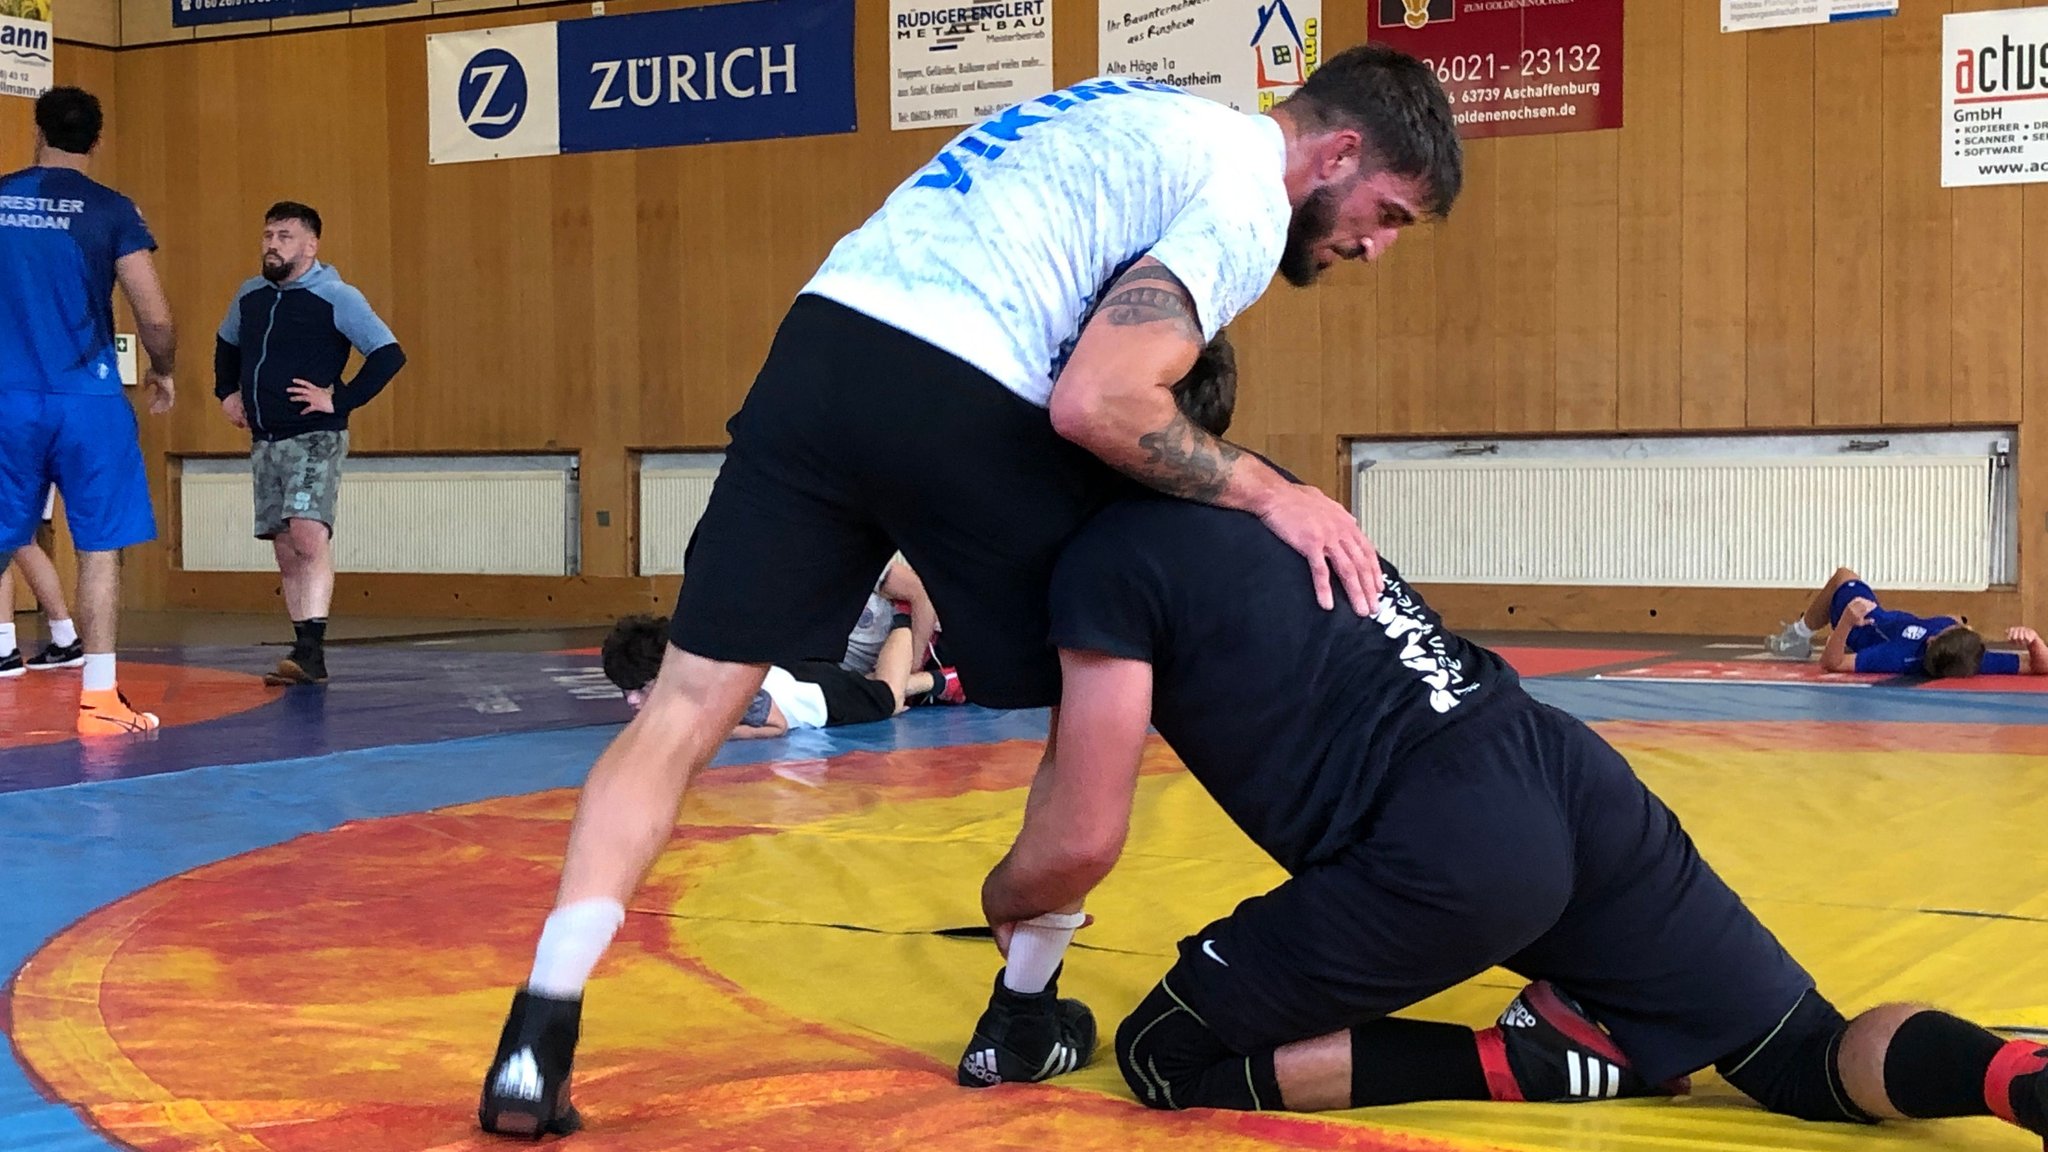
xmin=889 ymin=0 xmax=1052 ymax=133
xmin=1720 ymin=0 xmax=1895 ymax=35
xmin=1943 ymin=6 xmax=2048 ymax=188
xmin=0 ymin=12 xmax=54 ymax=101
xmin=427 ymin=23 xmax=562 ymax=166
xmin=1098 ymin=0 xmax=1321 ymax=114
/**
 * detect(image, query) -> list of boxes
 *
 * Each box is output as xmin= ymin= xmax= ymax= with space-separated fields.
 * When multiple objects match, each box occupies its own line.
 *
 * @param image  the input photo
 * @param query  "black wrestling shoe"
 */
xmin=956 ymin=968 xmax=1097 ymax=1087
xmin=266 ymin=646 xmax=327 ymax=686
xmin=1476 ymin=981 xmax=1685 ymax=1103
xmin=1991 ymin=1039 xmax=2047 ymax=1145
xmin=26 ymin=639 xmax=85 ymax=670
xmin=0 ymin=649 xmax=20 ymax=679
xmin=478 ymin=989 xmax=585 ymax=1139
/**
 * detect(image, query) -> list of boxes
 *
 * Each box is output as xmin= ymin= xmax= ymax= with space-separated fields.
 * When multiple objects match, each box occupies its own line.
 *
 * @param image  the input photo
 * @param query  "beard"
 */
xmin=1278 ymin=185 xmax=1341 ymax=287
xmin=261 ymin=255 xmax=290 ymax=283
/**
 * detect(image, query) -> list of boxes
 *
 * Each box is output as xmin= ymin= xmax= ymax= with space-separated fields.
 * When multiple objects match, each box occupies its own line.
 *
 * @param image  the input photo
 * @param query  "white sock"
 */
xmin=526 ymin=898 xmax=626 ymax=998
xmin=0 ymin=622 xmax=14 ymax=655
xmin=50 ymin=618 xmax=77 ymax=647
xmin=83 ymin=653 xmax=116 ymax=692
xmin=1791 ymin=620 xmax=1815 ymax=640
xmin=1003 ymin=910 xmax=1087 ymax=995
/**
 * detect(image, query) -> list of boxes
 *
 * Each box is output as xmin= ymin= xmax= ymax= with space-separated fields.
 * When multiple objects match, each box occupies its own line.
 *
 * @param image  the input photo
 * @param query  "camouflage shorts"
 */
xmin=251 ymin=430 xmax=348 ymax=540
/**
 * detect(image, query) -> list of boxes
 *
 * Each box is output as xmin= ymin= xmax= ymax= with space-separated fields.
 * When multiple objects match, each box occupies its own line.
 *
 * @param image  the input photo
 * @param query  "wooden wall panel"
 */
xmin=1811 ymin=17 xmax=1885 ymax=427
xmin=1552 ymin=132 xmax=1618 ymax=433
xmin=1881 ymin=1 xmax=1953 ymax=427
xmin=1743 ymin=26 xmax=1814 ymax=429
xmin=1318 ymin=263 xmax=1379 ymax=454
xmin=1493 ymin=137 xmax=1558 ymax=434
xmin=1678 ymin=0 xmax=1747 ymax=429
xmin=56 ymin=0 xmax=121 ymax=48
xmin=1375 ymin=231 xmax=1440 ymax=435
xmin=23 ymin=0 xmax=2037 ymax=626
xmin=1616 ymin=0 xmax=1683 ymax=430
xmin=1432 ymin=140 xmax=1498 ymax=433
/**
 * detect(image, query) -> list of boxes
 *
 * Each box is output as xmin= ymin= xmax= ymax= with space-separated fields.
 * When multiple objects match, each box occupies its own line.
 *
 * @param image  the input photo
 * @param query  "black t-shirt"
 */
xmin=1047 ymin=496 xmax=1520 ymax=873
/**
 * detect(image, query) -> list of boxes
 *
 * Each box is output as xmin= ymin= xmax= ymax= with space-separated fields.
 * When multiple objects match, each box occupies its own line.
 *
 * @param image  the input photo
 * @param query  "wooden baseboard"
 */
xmin=164 ymin=571 xmax=682 ymax=622
xmin=1416 ymin=583 xmax=2024 ymax=636
xmin=161 ymin=568 xmax=2023 ymax=638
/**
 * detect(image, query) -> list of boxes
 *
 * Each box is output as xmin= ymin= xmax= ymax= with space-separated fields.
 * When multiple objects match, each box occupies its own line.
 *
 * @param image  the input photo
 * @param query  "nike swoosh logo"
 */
xmin=1202 ymin=939 xmax=1228 ymax=967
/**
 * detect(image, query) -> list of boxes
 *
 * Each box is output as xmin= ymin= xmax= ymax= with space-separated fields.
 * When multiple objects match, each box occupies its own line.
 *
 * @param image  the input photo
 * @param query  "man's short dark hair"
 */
xmin=1922 ymin=625 xmax=1984 ymax=680
xmin=35 ymin=87 xmax=103 ymax=156
xmin=266 ymin=200 xmax=323 ymax=237
xmin=1173 ymin=333 xmax=1237 ymax=437
xmin=1280 ymin=43 xmax=1464 ymax=219
xmin=601 ymin=614 xmax=669 ymax=693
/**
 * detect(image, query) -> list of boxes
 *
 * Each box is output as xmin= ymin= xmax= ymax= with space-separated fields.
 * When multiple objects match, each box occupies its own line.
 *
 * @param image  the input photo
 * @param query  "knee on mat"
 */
xmin=1716 ymin=989 xmax=1876 ymax=1125
xmin=1115 ymin=978 xmax=1253 ymax=1112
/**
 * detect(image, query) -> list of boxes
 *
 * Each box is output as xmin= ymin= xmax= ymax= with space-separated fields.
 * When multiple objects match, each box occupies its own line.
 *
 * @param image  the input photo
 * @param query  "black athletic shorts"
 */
xmin=1169 ymin=688 xmax=1815 ymax=1087
xmin=670 ymin=294 xmax=1123 ymax=709
xmin=782 ymin=659 xmax=898 ymax=727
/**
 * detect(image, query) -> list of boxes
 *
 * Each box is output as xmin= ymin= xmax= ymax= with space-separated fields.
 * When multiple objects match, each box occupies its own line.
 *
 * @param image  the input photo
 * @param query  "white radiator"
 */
xmin=178 ymin=455 xmax=578 ymax=575
xmin=637 ymin=452 xmax=725 ymax=575
xmin=1352 ymin=435 xmax=2016 ymax=591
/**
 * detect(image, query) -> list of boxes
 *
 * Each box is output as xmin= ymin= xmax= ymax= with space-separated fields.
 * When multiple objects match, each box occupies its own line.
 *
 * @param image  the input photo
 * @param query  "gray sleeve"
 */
xmin=318 ymin=282 xmax=398 ymax=355
xmin=217 ymin=279 xmax=258 ymax=344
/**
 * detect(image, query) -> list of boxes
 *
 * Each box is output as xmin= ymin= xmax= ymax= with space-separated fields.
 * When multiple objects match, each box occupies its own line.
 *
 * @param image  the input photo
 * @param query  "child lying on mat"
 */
xmin=599 ymin=613 xmax=956 ymax=739
xmin=1766 ymin=566 xmax=2045 ymax=678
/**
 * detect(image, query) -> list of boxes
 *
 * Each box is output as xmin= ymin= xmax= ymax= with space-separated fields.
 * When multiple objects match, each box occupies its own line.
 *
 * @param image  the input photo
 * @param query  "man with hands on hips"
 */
xmin=214 ymin=200 xmax=406 ymax=686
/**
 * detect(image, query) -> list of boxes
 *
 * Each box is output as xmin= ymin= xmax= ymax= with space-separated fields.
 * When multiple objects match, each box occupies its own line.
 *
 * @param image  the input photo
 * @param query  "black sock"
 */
xmin=293 ymin=618 xmax=328 ymax=651
xmin=1351 ymin=1018 xmax=1491 ymax=1107
xmin=1883 ymin=1011 xmax=2006 ymax=1119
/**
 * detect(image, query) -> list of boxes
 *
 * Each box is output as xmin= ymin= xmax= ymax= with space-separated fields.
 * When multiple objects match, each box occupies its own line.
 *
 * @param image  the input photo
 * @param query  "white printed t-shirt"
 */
xmin=760 ymin=666 xmax=829 ymax=731
xmin=802 ymin=77 xmax=1293 ymax=408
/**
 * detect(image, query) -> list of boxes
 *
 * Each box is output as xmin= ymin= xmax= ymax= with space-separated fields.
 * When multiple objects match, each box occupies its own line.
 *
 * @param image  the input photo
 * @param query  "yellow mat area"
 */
xmin=9 ymin=729 xmax=2048 ymax=1151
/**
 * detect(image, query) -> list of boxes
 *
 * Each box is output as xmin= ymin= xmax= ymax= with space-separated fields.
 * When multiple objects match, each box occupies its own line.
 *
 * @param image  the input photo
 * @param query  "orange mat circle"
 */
xmin=0 ymin=661 xmax=279 ymax=749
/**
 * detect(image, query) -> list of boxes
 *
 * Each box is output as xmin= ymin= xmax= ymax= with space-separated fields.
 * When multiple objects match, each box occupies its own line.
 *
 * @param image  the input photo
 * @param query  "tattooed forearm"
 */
xmin=1132 ymin=411 xmax=1244 ymax=503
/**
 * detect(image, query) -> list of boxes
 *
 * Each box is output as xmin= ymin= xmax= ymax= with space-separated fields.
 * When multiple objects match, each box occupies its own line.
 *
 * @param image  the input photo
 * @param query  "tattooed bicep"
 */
xmin=1094 ymin=260 xmax=1201 ymax=341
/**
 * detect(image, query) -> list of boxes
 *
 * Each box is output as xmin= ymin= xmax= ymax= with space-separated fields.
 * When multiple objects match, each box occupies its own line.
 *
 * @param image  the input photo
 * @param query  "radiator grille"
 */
xmin=1354 ymin=456 xmax=1997 ymax=590
xmin=179 ymin=456 xmax=577 ymax=575
xmin=638 ymin=453 xmax=724 ymax=576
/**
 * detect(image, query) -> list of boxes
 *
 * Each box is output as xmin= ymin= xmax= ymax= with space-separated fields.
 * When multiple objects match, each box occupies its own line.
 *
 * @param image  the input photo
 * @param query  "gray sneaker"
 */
xmin=1765 ymin=623 xmax=1811 ymax=659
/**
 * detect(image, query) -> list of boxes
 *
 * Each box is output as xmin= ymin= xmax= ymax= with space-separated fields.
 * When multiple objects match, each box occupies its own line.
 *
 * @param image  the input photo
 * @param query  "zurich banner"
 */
xmin=427 ymin=0 xmax=856 ymax=166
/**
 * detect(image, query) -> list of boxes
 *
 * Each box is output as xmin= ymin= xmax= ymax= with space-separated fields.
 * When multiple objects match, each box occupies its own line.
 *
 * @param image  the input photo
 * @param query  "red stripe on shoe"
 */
xmin=1983 ymin=1040 xmax=2046 ymax=1126
xmin=1473 ymin=1027 xmax=1524 ymax=1103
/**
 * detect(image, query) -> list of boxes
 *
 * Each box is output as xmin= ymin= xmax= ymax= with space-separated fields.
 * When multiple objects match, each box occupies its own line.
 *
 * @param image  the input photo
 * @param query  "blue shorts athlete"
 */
xmin=1 ymin=87 xmax=179 ymax=734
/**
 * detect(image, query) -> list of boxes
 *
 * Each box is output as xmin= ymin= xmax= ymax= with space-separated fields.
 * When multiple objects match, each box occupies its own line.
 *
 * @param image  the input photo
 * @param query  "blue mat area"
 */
xmin=1526 ymin=678 xmax=2048 ymax=724
xmin=0 ymin=646 xmax=640 ymax=791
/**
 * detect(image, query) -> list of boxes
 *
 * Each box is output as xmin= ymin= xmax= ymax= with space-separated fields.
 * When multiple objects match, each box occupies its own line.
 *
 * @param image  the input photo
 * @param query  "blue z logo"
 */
xmin=912 ymin=77 xmax=1180 ymax=194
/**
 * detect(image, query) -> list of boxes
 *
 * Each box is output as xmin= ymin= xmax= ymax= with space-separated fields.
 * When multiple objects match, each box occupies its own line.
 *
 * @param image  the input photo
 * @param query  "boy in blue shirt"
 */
xmin=1766 ymin=567 xmax=2044 ymax=678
